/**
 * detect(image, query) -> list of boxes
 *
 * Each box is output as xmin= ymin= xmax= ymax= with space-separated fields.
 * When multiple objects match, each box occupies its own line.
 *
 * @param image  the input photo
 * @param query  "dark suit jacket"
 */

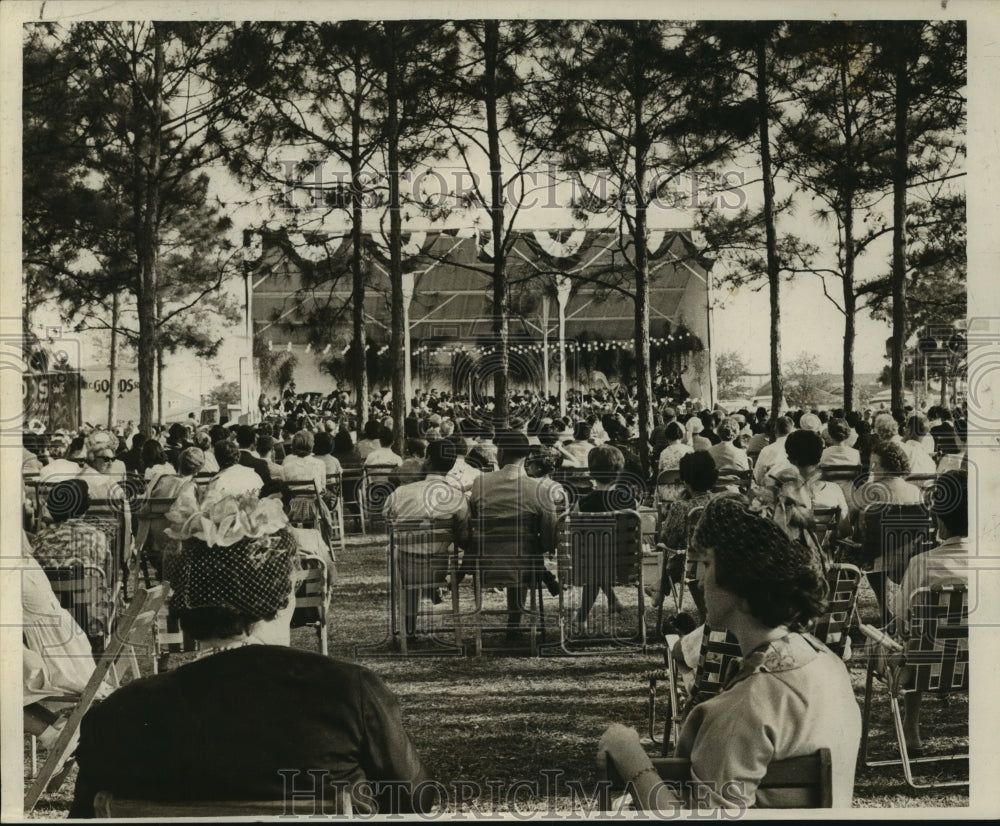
xmin=69 ymin=646 xmax=433 ymax=817
xmin=239 ymin=450 xmax=272 ymax=484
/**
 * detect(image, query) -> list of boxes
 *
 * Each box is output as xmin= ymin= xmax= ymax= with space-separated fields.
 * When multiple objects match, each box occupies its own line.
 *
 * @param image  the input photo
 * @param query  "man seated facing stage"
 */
xmin=384 ymin=439 xmax=472 ymax=637
xmin=469 ymin=430 xmax=567 ymax=639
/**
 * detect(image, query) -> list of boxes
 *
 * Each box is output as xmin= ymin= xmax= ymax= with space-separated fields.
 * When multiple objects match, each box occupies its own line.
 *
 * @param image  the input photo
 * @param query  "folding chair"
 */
xmin=151 ymin=588 xmax=199 ymax=673
xmin=388 ymin=518 xmax=464 ymax=655
xmin=552 ymin=469 xmax=595 ymax=508
xmin=470 ymin=513 xmax=547 ymax=655
xmin=712 ymin=468 xmax=751 ymax=494
xmin=858 ymin=584 xmax=968 ymax=789
xmin=597 ymin=748 xmax=833 ymax=810
xmin=819 ymin=464 xmax=864 ymax=484
xmin=324 ymin=472 xmax=347 ymax=555
xmin=93 ymin=788 xmax=352 ymax=817
xmin=810 ymin=562 xmax=863 ymax=660
xmin=553 ymin=510 xmax=645 ymax=654
xmin=23 ymin=471 xmax=41 ymax=531
xmin=340 ymin=467 xmax=366 ymax=535
xmin=844 ymin=504 xmax=935 ymax=625
xmin=85 ymin=496 xmax=132 ymax=598
xmin=654 ymin=469 xmax=682 ymax=520
xmin=668 ymin=624 xmax=742 ymax=747
xmin=812 ymin=505 xmax=842 ymax=560
xmin=820 ymin=464 xmax=865 ymax=512
xmin=291 ymin=554 xmax=331 ymax=656
xmin=133 ymin=496 xmax=178 ymax=587
xmin=193 ymin=471 xmax=215 ymax=498
xmin=24 ymin=586 xmax=169 ymax=813
xmin=285 ymin=481 xmax=336 ymax=562
xmin=361 ymin=464 xmax=399 ymax=531
xmin=45 ymin=563 xmax=117 ymax=654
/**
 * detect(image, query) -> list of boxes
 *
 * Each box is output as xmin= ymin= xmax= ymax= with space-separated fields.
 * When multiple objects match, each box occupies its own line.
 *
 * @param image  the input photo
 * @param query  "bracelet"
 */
xmin=626 ymin=765 xmax=660 ymax=787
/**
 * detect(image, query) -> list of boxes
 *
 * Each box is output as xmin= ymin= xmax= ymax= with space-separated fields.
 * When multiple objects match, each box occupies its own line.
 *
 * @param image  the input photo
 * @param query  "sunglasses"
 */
xmin=95 ymin=453 xmax=115 ymax=461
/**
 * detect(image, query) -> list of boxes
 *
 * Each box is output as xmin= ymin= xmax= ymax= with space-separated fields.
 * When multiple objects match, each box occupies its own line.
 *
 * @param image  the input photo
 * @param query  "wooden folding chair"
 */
xmin=552 ymin=468 xmax=595 ymax=508
xmin=23 ymin=471 xmax=41 ymax=531
xmin=553 ymin=509 xmax=645 ymax=654
xmin=820 ymin=463 xmax=866 ymax=516
xmin=324 ymin=472 xmax=347 ymax=554
xmin=859 ymin=585 xmax=968 ymax=789
xmin=284 ymin=481 xmax=337 ymax=562
xmin=291 ymin=554 xmax=331 ymax=656
xmin=819 ymin=464 xmax=864 ymax=484
xmin=24 ymin=586 xmax=169 ymax=813
xmin=388 ymin=518 xmax=464 ymax=655
xmin=94 ymin=788 xmax=353 ymax=817
xmin=470 ymin=513 xmax=547 ymax=655
xmin=85 ymin=496 xmax=132 ymax=594
xmin=194 ymin=471 xmax=215 ymax=493
xmin=597 ymin=748 xmax=833 ymax=810
xmin=340 ymin=467 xmax=366 ymax=535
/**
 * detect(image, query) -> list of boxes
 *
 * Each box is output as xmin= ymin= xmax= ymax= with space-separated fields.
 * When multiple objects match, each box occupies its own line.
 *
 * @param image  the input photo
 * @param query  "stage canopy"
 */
xmin=245 ymin=227 xmax=716 ymax=402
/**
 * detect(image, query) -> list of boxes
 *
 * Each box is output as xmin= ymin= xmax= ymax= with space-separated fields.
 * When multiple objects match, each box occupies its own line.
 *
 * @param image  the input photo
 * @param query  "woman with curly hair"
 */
xmin=598 ymin=497 xmax=861 ymax=811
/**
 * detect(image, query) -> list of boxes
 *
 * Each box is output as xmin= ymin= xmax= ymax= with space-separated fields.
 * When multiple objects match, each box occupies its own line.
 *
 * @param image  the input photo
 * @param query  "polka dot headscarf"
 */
xmin=170 ymin=528 xmax=297 ymax=621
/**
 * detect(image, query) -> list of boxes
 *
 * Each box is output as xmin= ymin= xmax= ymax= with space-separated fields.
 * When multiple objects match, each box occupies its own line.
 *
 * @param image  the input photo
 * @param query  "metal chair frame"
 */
xmin=388 ymin=518 xmax=465 ymax=656
xmin=552 ymin=509 xmax=646 ymax=655
xmin=469 ymin=513 xmax=547 ymax=656
xmin=858 ymin=584 xmax=969 ymax=790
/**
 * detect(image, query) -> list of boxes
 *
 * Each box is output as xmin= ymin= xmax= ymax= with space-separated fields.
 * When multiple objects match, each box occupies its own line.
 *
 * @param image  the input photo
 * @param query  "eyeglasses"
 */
xmin=95 ymin=454 xmax=115 ymax=461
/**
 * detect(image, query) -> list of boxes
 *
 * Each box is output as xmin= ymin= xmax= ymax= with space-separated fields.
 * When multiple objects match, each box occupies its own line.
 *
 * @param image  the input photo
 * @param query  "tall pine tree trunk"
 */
xmin=485 ymin=21 xmax=509 ymax=428
xmin=350 ymin=55 xmax=368 ymax=441
xmin=107 ymin=291 xmax=119 ymax=428
xmin=136 ymin=25 xmax=163 ymax=438
xmin=890 ymin=33 xmax=910 ymax=412
xmin=156 ymin=293 xmax=164 ymax=424
xmin=840 ymin=62 xmax=856 ymax=414
xmin=631 ymin=62 xmax=653 ymax=477
xmin=385 ymin=23 xmax=406 ymax=456
xmin=756 ymin=39 xmax=784 ymax=420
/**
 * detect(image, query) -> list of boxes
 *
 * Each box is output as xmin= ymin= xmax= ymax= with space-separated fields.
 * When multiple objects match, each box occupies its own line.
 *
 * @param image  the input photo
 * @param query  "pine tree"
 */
xmin=544 ymin=21 xmax=754 ymax=472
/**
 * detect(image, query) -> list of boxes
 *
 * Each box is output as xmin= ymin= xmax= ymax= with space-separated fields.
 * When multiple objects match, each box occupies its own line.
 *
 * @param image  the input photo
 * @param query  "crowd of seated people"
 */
xmin=16 ymin=384 xmax=971 ymax=814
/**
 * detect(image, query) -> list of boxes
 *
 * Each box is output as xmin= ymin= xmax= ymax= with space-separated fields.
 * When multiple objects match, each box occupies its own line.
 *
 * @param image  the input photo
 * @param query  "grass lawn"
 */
xmin=24 ymin=529 xmax=970 ymax=817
